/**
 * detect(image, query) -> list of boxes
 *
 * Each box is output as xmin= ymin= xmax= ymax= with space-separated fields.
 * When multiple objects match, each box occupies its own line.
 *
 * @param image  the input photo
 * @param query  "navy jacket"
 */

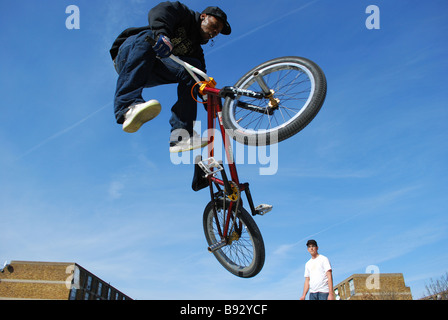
xmin=110 ymin=1 xmax=207 ymax=68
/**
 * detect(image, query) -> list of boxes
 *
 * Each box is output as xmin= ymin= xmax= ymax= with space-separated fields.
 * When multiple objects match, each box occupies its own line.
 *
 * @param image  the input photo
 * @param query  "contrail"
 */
xmin=18 ymin=102 xmax=110 ymax=159
xmin=206 ymin=0 xmax=319 ymax=56
xmin=273 ymin=212 xmax=364 ymax=256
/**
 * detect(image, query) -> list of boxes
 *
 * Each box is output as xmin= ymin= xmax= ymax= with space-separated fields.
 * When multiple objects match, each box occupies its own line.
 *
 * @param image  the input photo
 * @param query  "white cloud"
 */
xmin=108 ymin=181 xmax=124 ymax=199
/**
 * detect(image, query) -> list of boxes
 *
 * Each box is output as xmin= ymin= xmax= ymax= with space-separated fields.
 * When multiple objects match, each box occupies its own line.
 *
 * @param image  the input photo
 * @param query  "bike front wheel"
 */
xmin=222 ymin=56 xmax=327 ymax=146
xmin=203 ymin=200 xmax=265 ymax=278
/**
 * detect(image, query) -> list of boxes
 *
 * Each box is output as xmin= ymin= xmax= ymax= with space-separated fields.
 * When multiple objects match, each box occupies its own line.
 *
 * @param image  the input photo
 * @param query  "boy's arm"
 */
xmin=300 ymin=277 xmax=310 ymax=300
xmin=326 ymin=270 xmax=335 ymax=300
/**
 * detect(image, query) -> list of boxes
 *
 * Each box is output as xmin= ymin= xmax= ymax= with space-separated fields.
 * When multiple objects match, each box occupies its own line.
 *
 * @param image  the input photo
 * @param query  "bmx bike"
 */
xmin=168 ymin=53 xmax=327 ymax=278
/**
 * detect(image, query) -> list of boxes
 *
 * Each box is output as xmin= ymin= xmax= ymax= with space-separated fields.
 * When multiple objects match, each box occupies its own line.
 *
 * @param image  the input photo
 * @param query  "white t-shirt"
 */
xmin=304 ymin=254 xmax=332 ymax=293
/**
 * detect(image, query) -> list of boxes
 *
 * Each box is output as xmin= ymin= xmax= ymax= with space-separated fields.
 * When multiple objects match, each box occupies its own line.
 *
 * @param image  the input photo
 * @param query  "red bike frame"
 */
xmin=201 ymin=86 xmax=258 ymax=241
xmin=146 ymin=42 xmax=267 ymax=247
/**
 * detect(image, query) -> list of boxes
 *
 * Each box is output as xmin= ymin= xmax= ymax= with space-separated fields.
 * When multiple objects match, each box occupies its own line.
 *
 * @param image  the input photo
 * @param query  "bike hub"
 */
xmin=253 ymin=71 xmax=280 ymax=109
xmin=266 ymin=90 xmax=280 ymax=109
xmin=228 ymin=231 xmax=240 ymax=244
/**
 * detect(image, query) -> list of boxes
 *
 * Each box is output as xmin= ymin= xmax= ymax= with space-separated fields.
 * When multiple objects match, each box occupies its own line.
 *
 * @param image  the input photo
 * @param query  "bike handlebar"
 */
xmin=169 ymin=55 xmax=210 ymax=83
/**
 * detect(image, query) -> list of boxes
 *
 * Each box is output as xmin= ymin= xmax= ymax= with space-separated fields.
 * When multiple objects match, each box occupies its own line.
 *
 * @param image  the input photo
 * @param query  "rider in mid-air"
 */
xmin=110 ymin=1 xmax=231 ymax=153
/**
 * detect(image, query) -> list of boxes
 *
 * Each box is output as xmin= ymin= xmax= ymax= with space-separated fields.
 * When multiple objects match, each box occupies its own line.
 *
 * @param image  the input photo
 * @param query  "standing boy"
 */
xmin=300 ymin=240 xmax=334 ymax=300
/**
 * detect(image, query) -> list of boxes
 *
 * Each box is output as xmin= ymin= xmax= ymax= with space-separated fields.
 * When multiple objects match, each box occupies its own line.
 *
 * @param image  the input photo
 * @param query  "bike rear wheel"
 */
xmin=222 ymin=56 xmax=327 ymax=146
xmin=203 ymin=199 xmax=265 ymax=278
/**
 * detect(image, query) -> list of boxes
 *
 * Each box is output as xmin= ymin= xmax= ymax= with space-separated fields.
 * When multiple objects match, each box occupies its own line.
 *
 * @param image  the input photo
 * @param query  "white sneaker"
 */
xmin=169 ymin=129 xmax=209 ymax=153
xmin=122 ymin=100 xmax=162 ymax=133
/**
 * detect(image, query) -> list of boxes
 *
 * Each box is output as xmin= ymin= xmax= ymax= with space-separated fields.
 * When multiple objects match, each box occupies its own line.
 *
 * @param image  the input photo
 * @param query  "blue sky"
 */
xmin=1 ymin=0 xmax=447 ymax=299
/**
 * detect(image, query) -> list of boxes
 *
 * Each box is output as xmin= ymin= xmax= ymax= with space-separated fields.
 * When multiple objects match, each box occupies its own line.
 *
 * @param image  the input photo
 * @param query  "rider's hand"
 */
xmin=152 ymin=35 xmax=173 ymax=58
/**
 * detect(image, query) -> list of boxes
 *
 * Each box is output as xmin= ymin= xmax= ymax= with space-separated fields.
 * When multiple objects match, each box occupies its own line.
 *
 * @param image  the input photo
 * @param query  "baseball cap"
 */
xmin=306 ymin=240 xmax=318 ymax=247
xmin=202 ymin=6 xmax=231 ymax=35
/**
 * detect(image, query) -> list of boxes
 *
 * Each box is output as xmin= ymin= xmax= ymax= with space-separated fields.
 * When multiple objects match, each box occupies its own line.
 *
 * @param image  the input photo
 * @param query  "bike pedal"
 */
xmin=198 ymin=157 xmax=223 ymax=178
xmin=255 ymin=204 xmax=273 ymax=216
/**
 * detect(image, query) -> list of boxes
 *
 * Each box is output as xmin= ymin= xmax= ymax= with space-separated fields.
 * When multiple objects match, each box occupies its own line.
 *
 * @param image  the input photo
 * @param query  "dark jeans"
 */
xmin=113 ymin=29 xmax=203 ymax=134
xmin=309 ymin=292 xmax=329 ymax=300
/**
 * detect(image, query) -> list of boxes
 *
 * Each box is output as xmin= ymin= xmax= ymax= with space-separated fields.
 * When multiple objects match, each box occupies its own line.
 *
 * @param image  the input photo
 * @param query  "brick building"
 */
xmin=0 ymin=260 xmax=132 ymax=300
xmin=334 ymin=273 xmax=412 ymax=300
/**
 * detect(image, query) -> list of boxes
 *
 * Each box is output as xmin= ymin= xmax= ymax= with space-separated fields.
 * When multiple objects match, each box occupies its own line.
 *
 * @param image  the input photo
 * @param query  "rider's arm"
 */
xmin=147 ymin=1 xmax=207 ymax=72
xmin=147 ymin=1 xmax=192 ymax=39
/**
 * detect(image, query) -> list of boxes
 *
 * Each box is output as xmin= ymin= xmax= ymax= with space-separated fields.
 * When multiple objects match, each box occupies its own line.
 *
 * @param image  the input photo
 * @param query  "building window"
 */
xmin=69 ymin=288 xmax=77 ymax=300
xmin=97 ymin=282 xmax=103 ymax=300
xmin=349 ymin=279 xmax=355 ymax=296
xmin=86 ymin=275 xmax=92 ymax=291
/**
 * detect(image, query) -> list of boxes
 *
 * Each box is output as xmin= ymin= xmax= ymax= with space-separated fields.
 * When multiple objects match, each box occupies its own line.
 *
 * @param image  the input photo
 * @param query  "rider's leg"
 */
xmin=150 ymin=55 xmax=203 ymax=135
xmin=167 ymin=56 xmax=209 ymax=152
xmin=114 ymin=30 xmax=160 ymax=125
xmin=146 ymin=56 xmax=208 ymax=151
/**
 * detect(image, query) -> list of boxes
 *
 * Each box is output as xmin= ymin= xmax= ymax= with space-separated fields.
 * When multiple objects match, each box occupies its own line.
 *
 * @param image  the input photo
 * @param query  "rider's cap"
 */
xmin=202 ymin=6 xmax=231 ymax=35
xmin=306 ymin=240 xmax=318 ymax=247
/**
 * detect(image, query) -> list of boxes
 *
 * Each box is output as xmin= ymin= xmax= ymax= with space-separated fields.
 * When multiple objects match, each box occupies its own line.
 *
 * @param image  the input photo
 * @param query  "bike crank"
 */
xmin=207 ymin=231 xmax=241 ymax=253
xmin=226 ymin=181 xmax=240 ymax=202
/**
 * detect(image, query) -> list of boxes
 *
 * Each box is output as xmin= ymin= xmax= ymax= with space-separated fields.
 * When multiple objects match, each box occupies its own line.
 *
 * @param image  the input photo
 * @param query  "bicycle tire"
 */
xmin=222 ymin=56 xmax=327 ymax=146
xmin=203 ymin=200 xmax=265 ymax=278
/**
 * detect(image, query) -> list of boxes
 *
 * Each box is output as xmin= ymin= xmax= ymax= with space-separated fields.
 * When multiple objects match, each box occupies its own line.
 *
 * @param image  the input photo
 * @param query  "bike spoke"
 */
xmin=223 ymin=232 xmax=254 ymax=267
xmin=211 ymin=205 xmax=256 ymax=269
xmin=231 ymin=65 xmax=313 ymax=133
